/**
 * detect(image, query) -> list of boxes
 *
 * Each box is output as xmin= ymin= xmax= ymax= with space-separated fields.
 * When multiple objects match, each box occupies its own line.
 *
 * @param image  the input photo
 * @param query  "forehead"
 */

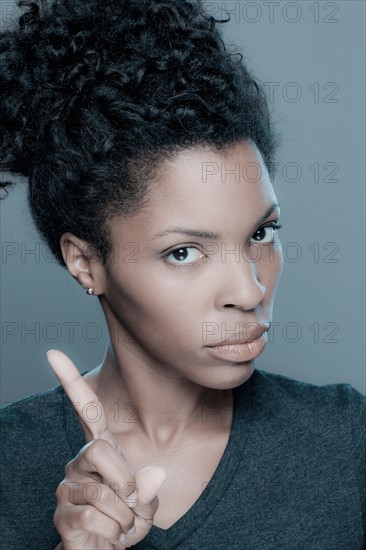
xmin=109 ymin=140 xmax=277 ymax=241
xmin=155 ymin=140 xmax=270 ymax=191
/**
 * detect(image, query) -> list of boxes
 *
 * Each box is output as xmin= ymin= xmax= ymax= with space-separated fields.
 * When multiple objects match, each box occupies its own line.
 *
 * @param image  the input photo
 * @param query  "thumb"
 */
xmin=136 ymin=466 xmax=167 ymax=505
xmin=118 ymin=466 xmax=167 ymax=547
xmin=127 ymin=466 xmax=167 ymax=509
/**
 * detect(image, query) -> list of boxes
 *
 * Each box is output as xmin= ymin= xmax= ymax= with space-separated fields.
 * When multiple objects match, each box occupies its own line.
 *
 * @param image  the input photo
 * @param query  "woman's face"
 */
xmin=99 ymin=140 xmax=283 ymax=389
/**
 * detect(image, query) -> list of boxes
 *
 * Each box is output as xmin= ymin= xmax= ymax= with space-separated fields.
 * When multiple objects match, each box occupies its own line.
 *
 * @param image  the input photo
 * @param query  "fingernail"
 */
xmin=126 ymin=489 xmax=138 ymax=508
xmin=127 ymin=525 xmax=136 ymax=535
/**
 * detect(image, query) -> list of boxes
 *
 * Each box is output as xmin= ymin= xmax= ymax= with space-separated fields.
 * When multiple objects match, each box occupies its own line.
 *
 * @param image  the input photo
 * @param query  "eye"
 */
xmin=250 ymin=223 xmax=282 ymax=244
xmin=163 ymin=246 xmax=204 ymax=268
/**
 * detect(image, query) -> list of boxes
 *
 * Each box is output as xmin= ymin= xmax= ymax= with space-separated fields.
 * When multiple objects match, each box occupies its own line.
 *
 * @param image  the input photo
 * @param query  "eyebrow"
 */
xmin=149 ymin=202 xmax=280 ymax=241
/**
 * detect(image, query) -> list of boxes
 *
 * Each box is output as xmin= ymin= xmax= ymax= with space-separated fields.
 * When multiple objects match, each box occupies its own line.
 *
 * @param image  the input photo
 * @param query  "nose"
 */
xmin=215 ymin=251 xmax=266 ymax=311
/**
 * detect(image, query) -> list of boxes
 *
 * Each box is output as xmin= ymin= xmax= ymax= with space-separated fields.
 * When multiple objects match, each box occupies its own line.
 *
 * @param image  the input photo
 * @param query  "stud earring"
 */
xmin=85 ymin=287 xmax=95 ymax=295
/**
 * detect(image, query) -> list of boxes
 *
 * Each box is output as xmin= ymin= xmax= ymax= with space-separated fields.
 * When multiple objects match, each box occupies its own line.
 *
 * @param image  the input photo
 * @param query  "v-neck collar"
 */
xmin=62 ymin=369 xmax=255 ymax=549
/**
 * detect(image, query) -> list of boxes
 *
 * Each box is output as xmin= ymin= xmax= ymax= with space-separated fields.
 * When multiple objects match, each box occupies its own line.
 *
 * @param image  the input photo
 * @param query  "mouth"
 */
xmin=205 ymin=326 xmax=269 ymax=362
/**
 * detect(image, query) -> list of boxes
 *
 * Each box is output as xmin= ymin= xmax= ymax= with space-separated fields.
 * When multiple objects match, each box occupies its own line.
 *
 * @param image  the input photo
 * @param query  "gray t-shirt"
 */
xmin=1 ymin=368 xmax=365 ymax=549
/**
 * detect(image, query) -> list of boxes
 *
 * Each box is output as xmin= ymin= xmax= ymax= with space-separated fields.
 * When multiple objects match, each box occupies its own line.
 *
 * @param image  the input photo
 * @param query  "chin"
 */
xmin=197 ymin=363 xmax=255 ymax=390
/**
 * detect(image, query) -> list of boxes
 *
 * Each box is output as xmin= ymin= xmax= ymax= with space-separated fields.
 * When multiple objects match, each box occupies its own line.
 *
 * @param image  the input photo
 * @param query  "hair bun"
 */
xmin=0 ymin=1 xmax=107 ymax=179
xmin=0 ymin=1 xmax=47 ymax=179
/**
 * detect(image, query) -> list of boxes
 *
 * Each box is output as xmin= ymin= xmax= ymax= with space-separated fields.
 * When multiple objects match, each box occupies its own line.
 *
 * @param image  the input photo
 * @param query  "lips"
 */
xmin=206 ymin=324 xmax=270 ymax=347
xmin=205 ymin=331 xmax=268 ymax=362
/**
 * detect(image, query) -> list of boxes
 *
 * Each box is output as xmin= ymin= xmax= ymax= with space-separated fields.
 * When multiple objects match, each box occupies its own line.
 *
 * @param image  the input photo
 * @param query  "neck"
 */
xmin=84 ymin=340 xmax=234 ymax=451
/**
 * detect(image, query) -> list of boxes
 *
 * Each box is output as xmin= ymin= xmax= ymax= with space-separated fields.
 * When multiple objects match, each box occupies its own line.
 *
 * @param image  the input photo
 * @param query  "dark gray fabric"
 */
xmin=1 ymin=368 xmax=365 ymax=549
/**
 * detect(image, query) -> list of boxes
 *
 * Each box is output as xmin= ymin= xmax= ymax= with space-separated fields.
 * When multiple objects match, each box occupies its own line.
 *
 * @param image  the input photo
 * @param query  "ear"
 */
xmin=60 ymin=232 xmax=103 ymax=294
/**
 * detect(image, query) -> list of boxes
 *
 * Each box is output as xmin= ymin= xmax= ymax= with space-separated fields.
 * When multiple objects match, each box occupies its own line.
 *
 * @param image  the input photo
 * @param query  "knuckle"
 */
xmin=85 ymin=438 xmax=111 ymax=462
xmin=79 ymin=506 xmax=96 ymax=528
xmin=64 ymin=460 xmax=74 ymax=478
xmin=53 ymin=507 xmax=64 ymax=531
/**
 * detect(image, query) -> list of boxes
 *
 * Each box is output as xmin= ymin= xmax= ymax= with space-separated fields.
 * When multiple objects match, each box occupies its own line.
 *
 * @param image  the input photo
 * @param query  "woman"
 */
xmin=0 ymin=0 xmax=364 ymax=549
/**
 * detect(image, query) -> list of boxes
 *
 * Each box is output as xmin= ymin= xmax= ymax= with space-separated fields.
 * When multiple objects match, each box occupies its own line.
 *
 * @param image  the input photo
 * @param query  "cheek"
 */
xmin=106 ymin=264 xmax=194 ymax=335
xmin=258 ymin=242 xmax=284 ymax=289
xmin=274 ymin=240 xmax=284 ymax=276
xmin=114 ymin=282 xmax=200 ymax=361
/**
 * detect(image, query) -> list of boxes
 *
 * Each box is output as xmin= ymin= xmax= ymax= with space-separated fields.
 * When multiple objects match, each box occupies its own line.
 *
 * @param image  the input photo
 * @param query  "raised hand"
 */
xmin=47 ymin=349 xmax=167 ymax=549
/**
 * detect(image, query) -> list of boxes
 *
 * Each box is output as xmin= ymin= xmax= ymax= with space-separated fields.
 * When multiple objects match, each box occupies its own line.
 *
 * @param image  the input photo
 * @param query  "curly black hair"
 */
xmin=0 ymin=0 xmax=281 ymax=268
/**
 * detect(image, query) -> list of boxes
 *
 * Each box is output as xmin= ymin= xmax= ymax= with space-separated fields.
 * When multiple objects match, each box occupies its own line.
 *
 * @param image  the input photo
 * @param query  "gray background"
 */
xmin=1 ymin=0 xmax=365 ymax=403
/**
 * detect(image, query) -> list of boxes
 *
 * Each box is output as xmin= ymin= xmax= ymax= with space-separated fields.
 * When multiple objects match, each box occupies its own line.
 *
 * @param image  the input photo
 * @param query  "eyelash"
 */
xmin=162 ymin=223 xmax=283 ymax=269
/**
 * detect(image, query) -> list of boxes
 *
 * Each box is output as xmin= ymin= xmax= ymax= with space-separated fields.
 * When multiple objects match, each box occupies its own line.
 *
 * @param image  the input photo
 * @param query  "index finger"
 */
xmin=47 ymin=349 xmax=116 ymax=448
